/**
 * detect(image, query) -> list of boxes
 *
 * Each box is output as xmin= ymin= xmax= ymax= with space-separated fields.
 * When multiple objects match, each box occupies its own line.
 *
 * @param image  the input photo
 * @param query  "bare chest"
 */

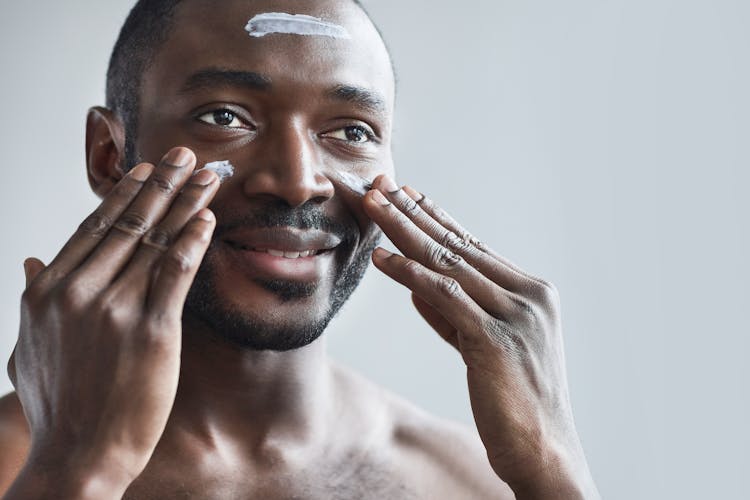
xmin=122 ymin=457 xmax=420 ymax=500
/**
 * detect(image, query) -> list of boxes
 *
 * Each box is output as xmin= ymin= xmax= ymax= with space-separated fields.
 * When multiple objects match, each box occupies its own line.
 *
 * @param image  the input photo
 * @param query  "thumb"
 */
xmin=23 ymin=257 xmax=46 ymax=287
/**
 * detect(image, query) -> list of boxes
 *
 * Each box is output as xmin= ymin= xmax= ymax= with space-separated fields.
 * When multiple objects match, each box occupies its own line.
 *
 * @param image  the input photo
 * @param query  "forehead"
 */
xmin=141 ymin=0 xmax=394 ymax=110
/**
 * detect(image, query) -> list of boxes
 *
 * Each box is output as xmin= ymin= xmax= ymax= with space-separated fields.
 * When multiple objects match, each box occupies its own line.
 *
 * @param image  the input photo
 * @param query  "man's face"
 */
xmin=130 ymin=0 xmax=395 ymax=350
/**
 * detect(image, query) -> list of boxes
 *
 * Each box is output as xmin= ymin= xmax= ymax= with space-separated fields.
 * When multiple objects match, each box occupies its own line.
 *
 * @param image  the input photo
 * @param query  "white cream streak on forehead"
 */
xmin=245 ymin=12 xmax=351 ymax=39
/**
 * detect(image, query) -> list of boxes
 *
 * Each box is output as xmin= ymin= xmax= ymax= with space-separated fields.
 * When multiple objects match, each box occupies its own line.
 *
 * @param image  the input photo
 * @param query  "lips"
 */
xmin=221 ymin=227 xmax=342 ymax=282
xmin=224 ymin=227 xmax=342 ymax=253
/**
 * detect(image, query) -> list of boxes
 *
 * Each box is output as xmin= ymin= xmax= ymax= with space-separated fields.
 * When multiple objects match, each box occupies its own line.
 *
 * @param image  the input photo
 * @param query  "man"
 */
xmin=0 ymin=0 xmax=599 ymax=498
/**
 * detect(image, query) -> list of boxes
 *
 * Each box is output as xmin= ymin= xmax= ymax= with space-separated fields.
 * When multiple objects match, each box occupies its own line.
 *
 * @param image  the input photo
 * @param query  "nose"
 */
xmin=241 ymin=117 xmax=335 ymax=208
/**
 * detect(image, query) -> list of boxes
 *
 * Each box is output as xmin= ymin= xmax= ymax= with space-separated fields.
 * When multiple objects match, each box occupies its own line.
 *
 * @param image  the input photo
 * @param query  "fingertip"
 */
xmin=371 ymin=174 xmax=399 ymax=194
xmin=372 ymin=247 xmax=393 ymax=263
xmin=367 ymin=189 xmax=391 ymax=207
xmin=129 ymin=163 xmax=154 ymax=182
xmin=164 ymin=146 xmax=196 ymax=169
xmin=23 ymin=258 xmax=32 ymax=277
xmin=402 ymin=185 xmax=424 ymax=202
xmin=23 ymin=257 xmax=46 ymax=285
xmin=195 ymin=208 xmax=215 ymax=223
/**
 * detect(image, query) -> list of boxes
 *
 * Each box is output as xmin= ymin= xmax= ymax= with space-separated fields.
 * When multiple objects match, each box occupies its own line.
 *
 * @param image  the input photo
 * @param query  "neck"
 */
xmin=168 ymin=313 xmax=335 ymax=456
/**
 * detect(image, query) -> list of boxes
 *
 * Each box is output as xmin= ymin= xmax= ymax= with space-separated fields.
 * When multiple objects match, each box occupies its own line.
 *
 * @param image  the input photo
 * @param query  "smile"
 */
xmin=221 ymin=227 xmax=342 ymax=282
xmin=229 ymin=245 xmax=329 ymax=259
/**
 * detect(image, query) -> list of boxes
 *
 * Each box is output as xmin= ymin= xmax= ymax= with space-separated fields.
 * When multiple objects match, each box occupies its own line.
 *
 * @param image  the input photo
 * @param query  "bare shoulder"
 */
xmin=332 ymin=365 xmax=515 ymax=499
xmin=0 ymin=392 xmax=31 ymax=495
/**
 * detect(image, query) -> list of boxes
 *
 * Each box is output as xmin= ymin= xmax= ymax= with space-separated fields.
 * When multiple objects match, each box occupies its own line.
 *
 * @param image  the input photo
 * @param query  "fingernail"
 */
xmin=402 ymin=186 xmax=424 ymax=202
xmin=190 ymin=169 xmax=217 ymax=186
xmin=373 ymin=247 xmax=393 ymax=260
xmin=196 ymin=209 xmax=215 ymax=222
xmin=379 ymin=175 xmax=399 ymax=193
xmin=166 ymin=147 xmax=194 ymax=168
xmin=371 ymin=189 xmax=391 ymax=206
xmin=130 ymin=163 xmax=153 ymax=182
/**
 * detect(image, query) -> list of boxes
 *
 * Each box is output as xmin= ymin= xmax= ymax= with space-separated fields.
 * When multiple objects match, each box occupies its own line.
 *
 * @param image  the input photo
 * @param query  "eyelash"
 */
xmin=195 ymin=107 xmax=378 ymax=145
xmin=196 ymin=109 xmax=251 ymax=129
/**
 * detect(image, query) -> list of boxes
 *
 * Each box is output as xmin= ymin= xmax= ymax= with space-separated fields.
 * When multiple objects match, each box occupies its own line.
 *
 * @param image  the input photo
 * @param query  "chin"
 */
xmin=182 ymin=227 xmax=378 ymax=352
xmin=184 ymin=274 xmax=336 ymax=352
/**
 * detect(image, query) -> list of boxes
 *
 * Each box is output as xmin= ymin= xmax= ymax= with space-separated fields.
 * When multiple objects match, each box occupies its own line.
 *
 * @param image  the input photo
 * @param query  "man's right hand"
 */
xmin=4 ymin=147 xmax=219 ymax=499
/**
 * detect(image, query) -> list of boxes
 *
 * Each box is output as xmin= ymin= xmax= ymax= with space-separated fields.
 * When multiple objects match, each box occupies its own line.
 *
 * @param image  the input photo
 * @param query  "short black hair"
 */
xmin=105 ymin=0 xmax=385 ymax=168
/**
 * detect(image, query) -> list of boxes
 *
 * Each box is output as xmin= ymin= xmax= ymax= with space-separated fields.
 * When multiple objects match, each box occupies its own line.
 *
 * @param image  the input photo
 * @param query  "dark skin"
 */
xmin=1 ymin=0 xmax=598 ymax=498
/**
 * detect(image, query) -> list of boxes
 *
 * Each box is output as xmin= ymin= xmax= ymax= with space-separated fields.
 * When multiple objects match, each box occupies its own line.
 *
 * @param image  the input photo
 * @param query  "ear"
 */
xmin=85 ymin=106 xmax=127 ymax=199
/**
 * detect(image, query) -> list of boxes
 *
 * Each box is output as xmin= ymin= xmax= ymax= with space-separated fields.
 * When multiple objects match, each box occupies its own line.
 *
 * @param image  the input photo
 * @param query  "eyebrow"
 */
xmin=179 ymin=68 xmax=388 ymax=117
xmin=179 ymin=68 xmax=272 ymax=94
xmin=325 ymin=85 xmax=388 ymax=118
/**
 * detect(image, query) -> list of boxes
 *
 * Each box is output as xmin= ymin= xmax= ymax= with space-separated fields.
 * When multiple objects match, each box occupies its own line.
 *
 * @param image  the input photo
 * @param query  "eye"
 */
xmin=197 ymin=109 xmax=246 ymax=128
xmin=324 ymin=125 xmax=375 ymax=144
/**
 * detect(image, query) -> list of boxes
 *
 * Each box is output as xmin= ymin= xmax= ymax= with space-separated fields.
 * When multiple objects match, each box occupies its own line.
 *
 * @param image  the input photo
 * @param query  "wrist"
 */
xmin=494 ymin=442 xmax=599 ymax=500
xmin=4 ymin=451 xmax=135 ymax=500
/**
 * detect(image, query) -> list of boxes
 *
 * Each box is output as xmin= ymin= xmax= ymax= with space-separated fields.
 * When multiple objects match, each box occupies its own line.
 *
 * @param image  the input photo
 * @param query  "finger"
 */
xmin=112 ymin=169 xmax=220 ymax=300
xmin=75 ymin=147 xmax=198 ymax=288
xmin=23 ymin=258 xmax=46 ymax=288
xmin=36 ymin=163 xmax=153 ymax=287
xmin=411 ymin=293 xmax=460 ymax=351
xmin=376 ymin=182 xmax=532 ymax=296
xmin=399 ymin=182 xmax=547 ymax=289
xmin=364 ymin=187 xmax=517 ymax=317
xmin=372 ymin=248 xmax=487 ymax=342
xmin=146 ymin=209 xmax=215 ymax=318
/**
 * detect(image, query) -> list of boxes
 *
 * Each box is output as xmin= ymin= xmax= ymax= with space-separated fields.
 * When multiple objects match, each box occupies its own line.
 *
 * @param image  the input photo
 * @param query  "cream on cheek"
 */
xmin=331 ymin=171 xmax=374 ymax=197
xmin=202 ymin=160 xmax=235 ymax=183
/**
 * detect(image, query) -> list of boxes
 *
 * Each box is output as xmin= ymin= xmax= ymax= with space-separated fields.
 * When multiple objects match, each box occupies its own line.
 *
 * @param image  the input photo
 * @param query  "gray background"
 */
xmin=0 ymin=1 xmax=748 ymax=498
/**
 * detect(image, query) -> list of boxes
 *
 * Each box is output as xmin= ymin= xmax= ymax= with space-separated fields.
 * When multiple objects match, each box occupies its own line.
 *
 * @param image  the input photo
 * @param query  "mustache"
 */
xmin=212 ymin=200 xmax=356 ymax=242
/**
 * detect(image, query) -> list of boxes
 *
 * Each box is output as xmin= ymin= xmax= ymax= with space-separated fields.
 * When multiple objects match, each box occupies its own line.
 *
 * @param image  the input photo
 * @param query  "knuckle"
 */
xmin=114 ymin=211 xmax=150 ymax=237
xmin=142 ymin=227 xmax=172 ymax=249
xmin=510 ymin=295 xmax=536 ymax=318
xmin=437 ymin=276 xmax=462 ymax=298
xmin=426 ymin=244 xmax=463 ymax=271
xmin=148 ymin=174 xmax=177 ymax=195
xmin=441 ymin=231 xmax=471 ymax=253
xmin=163 ymin=250 xmax=194 ymax=274
xmin=78 ymin=212 xmax=113 ymax=238
xmin=533 ymin=279 xmax=560 ymax=305
xmin=401 ymin=196 xmax=420 ymax=215
xmin=56 ymin=281 xmax=90 ymax=311
xmin=94 ymin=294 xmax=128 ymax=329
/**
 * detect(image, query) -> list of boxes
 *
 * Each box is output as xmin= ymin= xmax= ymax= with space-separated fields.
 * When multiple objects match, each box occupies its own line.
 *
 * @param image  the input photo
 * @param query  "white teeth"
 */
xmin=260 ymin=249 xmax=318 ymax=259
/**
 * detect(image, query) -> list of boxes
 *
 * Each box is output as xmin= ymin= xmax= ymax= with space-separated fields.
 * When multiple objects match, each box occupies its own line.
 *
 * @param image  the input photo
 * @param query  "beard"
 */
xmin=182 ymin=197 xmax=381 ymax=352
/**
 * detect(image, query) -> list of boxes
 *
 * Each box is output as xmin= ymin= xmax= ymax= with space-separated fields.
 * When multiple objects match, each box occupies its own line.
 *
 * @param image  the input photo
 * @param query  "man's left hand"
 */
xmin=363 ymin=175 xmax=599 ymax=499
